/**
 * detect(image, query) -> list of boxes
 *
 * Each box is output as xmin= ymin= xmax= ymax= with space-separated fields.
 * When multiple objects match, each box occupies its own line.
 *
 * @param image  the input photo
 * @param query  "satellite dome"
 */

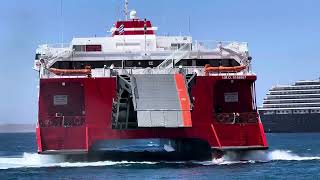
xmin=130 ymin=10 xmax=137 ymax=19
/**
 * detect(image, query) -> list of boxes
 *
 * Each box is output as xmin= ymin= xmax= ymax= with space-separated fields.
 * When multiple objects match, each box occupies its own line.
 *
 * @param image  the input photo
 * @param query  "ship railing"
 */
xmin=38 ymin=45 xmax=73 ymax=64
xmin=38 ymin=41 xmax=249 ymax=57
xmin=214 ymin=112 xmax=259 ymax=124
xmin=108 ymin=67 xmax=206 ymax=76
xmin=192 ymin=40 xmax=248 ymax=52
xmin=205 ymin=70 xmax=248 ymax=76
xmin=38 ymin=40 xmax=250 ymax=70
xmin=40 ymin=40 xmax=248 ymax=52
xmin=41 ymin=66 xmax=254 ymax=79
xmin=39 ymin=116 xmax=85 ymax=128
xmin=156 ymin=41 xmax=249 ymax=69
xmin=157 ymin=43 xmax=192 ymax=69
xmin=45 ymin=43 xmax=71 ymax=48
xmin=191 ymin=41 xmax=251 ymax=73
xmin=112 ymin=67 xmax=252 ymax=76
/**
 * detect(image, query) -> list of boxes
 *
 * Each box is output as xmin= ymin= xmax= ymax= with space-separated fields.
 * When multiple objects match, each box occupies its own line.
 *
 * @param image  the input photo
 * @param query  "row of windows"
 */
xmin=73 ymin=43 xmax=191 ymax=52
xmin=50 ymin=60 xmax=164 ymax=69
xmin=264 ymin=99 xmax=320 ymax=104
xmin=262 ymin=109 xmax=320 ymax=115
xmin=273 ymin=85 xmax=320 ymax=91
xmin=269 ymin=90 xmax=320 ymax=95
xmin=264 ymin=103 xmax=320 ymax=108
xmin=311 ymin=109 xmax=320 ymax=113
xmin=295 ymin=82 xmax=320 ymax=86
xmin=175 ymin=59 xmax=240 ymax=67
xmin=266 ymin=95 xmax=320 ymax=99
xmin=73 ymin=45 xmax=102 ymax=52
xmin=50 ymin=59 xmax=241 ymax=69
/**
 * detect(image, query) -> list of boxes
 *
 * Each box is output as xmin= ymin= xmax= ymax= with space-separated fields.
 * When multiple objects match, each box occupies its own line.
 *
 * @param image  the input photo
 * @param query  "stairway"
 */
xmin=112 ymin=74 xmax=193 ymax=129
xmin=133 ymin=74 xmax=192 ymax=127
xmin=112 ymin=75 xmax=137 ymax=129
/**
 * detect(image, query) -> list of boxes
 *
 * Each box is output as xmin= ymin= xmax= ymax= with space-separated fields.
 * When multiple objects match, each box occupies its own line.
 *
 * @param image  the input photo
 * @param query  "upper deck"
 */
xmin=34 ymin=10 xmax=253 ymax=79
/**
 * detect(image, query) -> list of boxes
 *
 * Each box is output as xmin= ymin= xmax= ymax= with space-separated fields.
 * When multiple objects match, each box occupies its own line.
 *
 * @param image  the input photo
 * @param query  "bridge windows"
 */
xmin=175 ymin=59 xmax=240 ymax=67
xmin=86 ymin=45 xmax=102 ymax=51
xmin=73 ymin=44 xmax=102 ymax=52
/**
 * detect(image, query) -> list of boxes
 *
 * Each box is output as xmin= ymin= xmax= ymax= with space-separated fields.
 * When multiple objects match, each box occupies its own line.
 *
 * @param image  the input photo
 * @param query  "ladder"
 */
xmin=157 ymin=43 xmax=191 ymax=69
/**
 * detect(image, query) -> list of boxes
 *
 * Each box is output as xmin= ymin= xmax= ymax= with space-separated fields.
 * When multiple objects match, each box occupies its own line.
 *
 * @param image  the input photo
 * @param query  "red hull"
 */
xmin=36 ymin=76 xmax=268 ymax=154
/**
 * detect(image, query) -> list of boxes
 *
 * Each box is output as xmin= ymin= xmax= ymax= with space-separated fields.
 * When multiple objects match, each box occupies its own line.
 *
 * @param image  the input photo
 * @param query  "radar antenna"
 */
xmin=124 ymin=0 xmax=129 ymax=20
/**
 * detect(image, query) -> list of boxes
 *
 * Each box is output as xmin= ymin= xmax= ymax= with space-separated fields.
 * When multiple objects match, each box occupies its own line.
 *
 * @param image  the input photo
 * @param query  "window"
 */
xmin=171 ymin=43 xmax=180 ymax=50
xmin=73 ymin=45 xmax=86 ymax=52
xmin=170 ymin=43 xmax=191 ymax=50
xmin=85 ymin=45 xmax=102 ymax=52
xmin=73 ymin=45 xmax=102 ymax=52
xmin=35 ymin=53 xmax=41 ymax=60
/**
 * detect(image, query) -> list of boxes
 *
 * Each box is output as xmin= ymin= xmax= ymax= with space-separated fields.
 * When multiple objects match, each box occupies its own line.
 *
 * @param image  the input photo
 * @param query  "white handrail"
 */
xmin=157 ymin=43 xmax=191 ymax=69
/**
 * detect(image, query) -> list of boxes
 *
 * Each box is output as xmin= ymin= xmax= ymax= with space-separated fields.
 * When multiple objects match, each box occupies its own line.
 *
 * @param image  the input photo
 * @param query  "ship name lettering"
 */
xmin=222 ymin=76 xmax=246 ymax=79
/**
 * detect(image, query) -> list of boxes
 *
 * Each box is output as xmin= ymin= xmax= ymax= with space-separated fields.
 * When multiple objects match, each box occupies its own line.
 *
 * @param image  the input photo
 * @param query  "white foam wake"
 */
xmin=267 ymin=150 xmax=320 ymax=161
xmin=0 ymin=153 xmax=156 ymax=170
xmin=0 ymin=150 xmax=319 ymax=169
xmin=196 ymin=150 xmax=320 ymax=165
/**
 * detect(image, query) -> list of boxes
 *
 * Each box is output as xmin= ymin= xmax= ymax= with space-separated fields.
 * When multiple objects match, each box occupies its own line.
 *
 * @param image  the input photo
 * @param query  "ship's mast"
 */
xmin=124 ymin=0 xmax=129 ymax=20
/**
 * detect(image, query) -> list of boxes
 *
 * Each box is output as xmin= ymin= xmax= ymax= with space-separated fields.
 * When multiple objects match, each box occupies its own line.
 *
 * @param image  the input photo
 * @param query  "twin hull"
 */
xmin=36 ymin=76 xmax=268 ymax=155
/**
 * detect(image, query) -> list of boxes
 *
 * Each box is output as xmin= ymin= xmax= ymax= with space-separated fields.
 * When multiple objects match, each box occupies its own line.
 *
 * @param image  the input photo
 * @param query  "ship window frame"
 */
xmin=85 ymin=44 xmax=102 ymax=52
xmin=35 ymin=53 xmax=41 ymax=60
xmin=73 ymin=45 xmax=86 ymax=52
xmin=73 ymin=44 xmax=102 ymax=52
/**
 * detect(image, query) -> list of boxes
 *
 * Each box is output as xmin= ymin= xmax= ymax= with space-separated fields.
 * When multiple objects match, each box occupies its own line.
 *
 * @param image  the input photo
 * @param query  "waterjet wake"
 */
xmin=0 ymin=150 xmax=319 ymax=169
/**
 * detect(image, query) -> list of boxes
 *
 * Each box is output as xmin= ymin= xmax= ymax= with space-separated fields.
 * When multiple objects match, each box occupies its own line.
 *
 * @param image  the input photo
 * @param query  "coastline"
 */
xmin=0 ymin=124 xmax=35 ymax=133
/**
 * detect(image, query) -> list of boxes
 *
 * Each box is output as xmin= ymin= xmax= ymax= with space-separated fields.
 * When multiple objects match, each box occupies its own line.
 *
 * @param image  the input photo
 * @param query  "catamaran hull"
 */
xmin=36 ymin=76 xmax=268 ymax=157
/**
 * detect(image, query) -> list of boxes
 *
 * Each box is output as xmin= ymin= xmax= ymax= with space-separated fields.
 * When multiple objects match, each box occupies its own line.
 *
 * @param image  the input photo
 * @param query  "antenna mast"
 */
xmin=124 ymin=0 xmax=129 ymax=20
xmin=60 ymin=0 xmax=64 ymax=45
xmin=188 ymin=16 xmax=191 ymax=35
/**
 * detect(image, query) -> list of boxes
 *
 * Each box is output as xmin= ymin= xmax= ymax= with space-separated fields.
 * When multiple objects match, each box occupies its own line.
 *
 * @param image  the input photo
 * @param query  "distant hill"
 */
xmin=0 ymin=124 xmax=36 ymax=133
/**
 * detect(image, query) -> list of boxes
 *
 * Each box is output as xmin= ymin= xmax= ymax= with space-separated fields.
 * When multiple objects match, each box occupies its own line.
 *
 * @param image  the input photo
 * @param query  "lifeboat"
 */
xmin=204 ymin=64 xmax=246 ymax=75
xmin=49 ymin=66 xmax=92 ymax=76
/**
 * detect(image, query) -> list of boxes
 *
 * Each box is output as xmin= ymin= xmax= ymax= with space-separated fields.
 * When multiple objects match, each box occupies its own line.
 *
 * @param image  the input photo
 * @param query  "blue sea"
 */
xmin=0 ymin=133 xmax=320 ymax=179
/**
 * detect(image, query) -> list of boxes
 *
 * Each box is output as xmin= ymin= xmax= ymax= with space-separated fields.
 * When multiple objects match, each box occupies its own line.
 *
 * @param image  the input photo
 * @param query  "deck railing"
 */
xmin=214 ymin=112 xmax=259 ymax=124
xmin=41 ymin=66 xmax=252 ymax=79
xmin=39 ymin=116 xmax=85 ymax=128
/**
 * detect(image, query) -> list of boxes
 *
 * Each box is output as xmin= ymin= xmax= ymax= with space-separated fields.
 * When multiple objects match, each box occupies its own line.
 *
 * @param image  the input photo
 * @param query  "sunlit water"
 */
xmin=0 ymin=133 xmax=320 ymax=179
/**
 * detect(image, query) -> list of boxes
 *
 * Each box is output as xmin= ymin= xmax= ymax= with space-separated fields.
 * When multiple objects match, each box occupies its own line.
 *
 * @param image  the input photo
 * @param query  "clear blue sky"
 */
xmin=1 ymin=0 xmax=320 ymax=124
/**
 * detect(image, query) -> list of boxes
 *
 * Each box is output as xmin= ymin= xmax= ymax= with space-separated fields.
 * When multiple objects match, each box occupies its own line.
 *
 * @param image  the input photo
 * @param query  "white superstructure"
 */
xmin=260 ymin=79 xmax=320 ymax=115
xmin=33 ymin=9 xmax=252 ymax=79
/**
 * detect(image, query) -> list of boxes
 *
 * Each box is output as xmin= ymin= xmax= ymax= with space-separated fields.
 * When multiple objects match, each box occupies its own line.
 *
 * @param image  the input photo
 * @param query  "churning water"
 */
xmin=0 ymin=133 xmax=320 ymax=179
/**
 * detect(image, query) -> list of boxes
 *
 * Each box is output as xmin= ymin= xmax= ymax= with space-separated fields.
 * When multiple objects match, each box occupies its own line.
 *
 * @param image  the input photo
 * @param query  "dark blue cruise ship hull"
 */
xmin=260 ymin=113 xmax=320 ymax=133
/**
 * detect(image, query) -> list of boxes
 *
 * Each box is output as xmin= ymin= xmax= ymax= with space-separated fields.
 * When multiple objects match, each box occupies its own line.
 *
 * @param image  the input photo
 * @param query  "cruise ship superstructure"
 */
xmin=259 ymin=79 xmax=320 ymax=132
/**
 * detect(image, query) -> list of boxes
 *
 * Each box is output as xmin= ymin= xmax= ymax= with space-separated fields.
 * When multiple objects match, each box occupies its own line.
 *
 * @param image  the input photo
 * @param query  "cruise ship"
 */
xmin=259 ymin=79 xmax=320 ymax=132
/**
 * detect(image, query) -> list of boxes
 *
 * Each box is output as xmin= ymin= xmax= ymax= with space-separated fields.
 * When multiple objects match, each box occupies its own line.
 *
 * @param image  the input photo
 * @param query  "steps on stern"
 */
xmin=133 ymin=74 xmax=192 ymax=128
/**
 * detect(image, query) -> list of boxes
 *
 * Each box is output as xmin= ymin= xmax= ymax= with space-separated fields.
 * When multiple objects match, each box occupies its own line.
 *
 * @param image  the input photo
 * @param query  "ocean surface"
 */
xmin=0 ymin=133 xmax=320 ymax=179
